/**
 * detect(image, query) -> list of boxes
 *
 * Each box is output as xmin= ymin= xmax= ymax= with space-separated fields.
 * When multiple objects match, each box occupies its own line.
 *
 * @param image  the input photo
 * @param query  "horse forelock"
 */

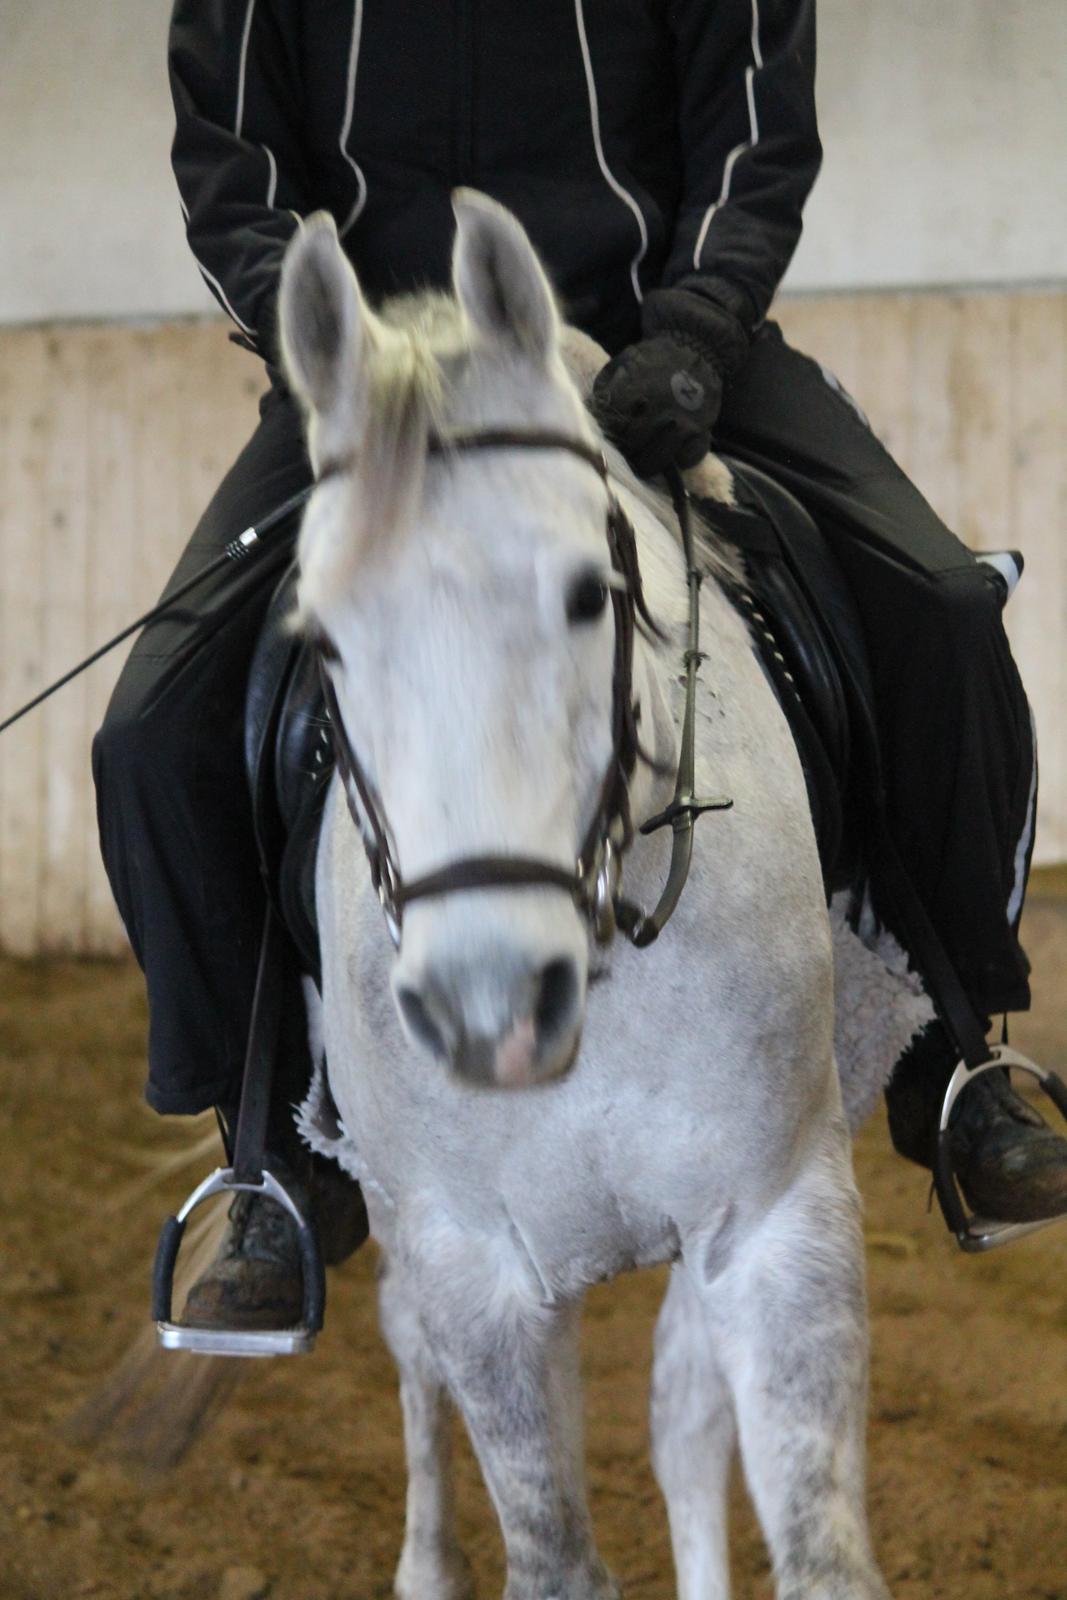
xmin=297 ymin=290 xmax=598 ymax=627
xmin=295 ymin=297 xmax=455 ymax=622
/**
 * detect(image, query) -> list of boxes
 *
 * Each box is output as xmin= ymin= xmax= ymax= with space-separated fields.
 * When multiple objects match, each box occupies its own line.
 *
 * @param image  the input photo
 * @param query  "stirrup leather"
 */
xmin=152 ymin=1165 xmax=325 ymax=1357
xmin=934 ymin=1046 xmax=1067 ymax=1252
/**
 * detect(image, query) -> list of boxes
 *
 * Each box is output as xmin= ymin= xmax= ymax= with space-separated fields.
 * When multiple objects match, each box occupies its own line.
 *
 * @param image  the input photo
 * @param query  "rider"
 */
xmin=92 ymin=0 xmax=1067 ymax=1330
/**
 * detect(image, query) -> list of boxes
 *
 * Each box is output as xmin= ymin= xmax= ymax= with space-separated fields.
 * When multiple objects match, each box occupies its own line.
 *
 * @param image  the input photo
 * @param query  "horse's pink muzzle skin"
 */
xmin=393 ymin=947 xmax=584 ymax=1088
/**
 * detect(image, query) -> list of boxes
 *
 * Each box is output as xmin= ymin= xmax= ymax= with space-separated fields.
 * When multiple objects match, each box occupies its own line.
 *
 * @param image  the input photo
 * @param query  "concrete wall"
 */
xmin=1 ymin=0 xmax=1065 ymax=325
xmin=789 ymin=0 xmax=1067 ymax=292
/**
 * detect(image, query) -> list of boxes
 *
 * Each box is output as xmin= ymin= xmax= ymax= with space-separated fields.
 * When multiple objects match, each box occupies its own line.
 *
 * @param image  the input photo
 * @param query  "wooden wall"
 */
xmin=1 ymin=291 xmax=1064 ymax=955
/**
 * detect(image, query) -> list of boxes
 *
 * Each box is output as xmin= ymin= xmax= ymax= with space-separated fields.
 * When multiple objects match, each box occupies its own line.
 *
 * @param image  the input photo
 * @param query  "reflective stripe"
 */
xmin=750 ymin=0 xmax=764 ymax=68
xmin=235 ymin=0 xmax=282 ymax=216
xmin=693 ymin=0 xmax=763 ymax=270
xmin=338 ymin=0 xmax=369 ymax=237
xmin=573 ymin=0 xmax=648 ymax=306
xmin=815 ymin=361 xmax=871 ymax=429
xmin=1007 ymin=704 xmax=1038 ymax=928
xmin=235 ymin=0 xmax=257 ymax=135
xmin=263 ymin=144 xmax=278 ymax=209
xmin=178 ymin=196 xmax=255 ymax=336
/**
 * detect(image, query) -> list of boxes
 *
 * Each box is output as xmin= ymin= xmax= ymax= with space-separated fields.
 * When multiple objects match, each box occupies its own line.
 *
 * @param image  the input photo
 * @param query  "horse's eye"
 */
xmin=566 ymin=571 xmax=610 ymax=625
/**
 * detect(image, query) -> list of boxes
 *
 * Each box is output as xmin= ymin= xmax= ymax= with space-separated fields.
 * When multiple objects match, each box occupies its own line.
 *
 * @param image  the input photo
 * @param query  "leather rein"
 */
xmin=314 ymin=428 xmax=731 ymax=950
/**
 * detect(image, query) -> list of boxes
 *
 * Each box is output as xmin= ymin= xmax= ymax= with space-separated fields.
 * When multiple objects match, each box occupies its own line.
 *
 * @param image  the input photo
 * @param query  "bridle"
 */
xmin=314 ymin=427 xmax=731 ymax=950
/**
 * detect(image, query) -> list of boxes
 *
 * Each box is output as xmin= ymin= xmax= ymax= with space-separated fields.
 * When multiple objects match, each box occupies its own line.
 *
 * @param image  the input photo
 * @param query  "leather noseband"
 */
xmin=313 ymin=428 xmax=729 ymax=949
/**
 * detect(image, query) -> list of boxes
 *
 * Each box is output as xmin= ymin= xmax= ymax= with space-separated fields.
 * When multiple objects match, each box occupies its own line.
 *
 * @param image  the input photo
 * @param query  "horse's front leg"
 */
xmin=651 ymin=1259 xmax=736 ymax=1600
xmin=378 ymin=1254 xmax=474 ymax=1600
xmin=410 ymin=1237 xmax=619 ymax=1600
xmin=717 ymin=1119 xmax=891 ymax=1600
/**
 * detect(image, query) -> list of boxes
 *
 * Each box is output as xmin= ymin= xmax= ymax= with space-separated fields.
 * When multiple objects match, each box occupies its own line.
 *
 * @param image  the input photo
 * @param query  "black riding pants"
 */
xmin=92 ymin=328 xmax=1034 ymax=1116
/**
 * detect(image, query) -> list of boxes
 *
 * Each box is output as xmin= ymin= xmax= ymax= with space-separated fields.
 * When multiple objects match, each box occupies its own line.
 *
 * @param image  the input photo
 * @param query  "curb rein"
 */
xmin=314 ymin=429 xmax=732 ymax=951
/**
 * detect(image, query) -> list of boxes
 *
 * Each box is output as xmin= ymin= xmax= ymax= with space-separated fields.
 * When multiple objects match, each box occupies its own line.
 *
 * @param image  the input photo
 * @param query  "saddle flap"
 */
xmin=709 ymin=458 xmax=883 ymax=895
xmin=245 ymin=563 xmax=331 ymax=974
xmin=246 ymin=564 xmax=303 ymax=884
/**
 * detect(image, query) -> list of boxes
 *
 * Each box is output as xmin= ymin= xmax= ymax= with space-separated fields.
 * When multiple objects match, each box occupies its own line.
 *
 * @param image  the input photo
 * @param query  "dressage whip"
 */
xmin=0 ymin=484 xmax=313 ymax=736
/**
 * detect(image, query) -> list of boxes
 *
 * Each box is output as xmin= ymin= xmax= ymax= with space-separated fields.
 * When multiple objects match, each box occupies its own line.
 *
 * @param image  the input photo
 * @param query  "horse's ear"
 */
xmin=279 ymin=212 xmax=368 ymax=419
xmin=452 ymin=190 xmax=560 ymax=365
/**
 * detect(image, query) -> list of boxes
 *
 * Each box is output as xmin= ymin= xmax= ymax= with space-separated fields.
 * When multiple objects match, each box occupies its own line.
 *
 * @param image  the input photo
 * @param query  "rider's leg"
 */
xmin=92 ymin=389 xmax=309 ymax=1116
xmin=92 ymin=388 xmax=367 ymax=1324
xmin=715 ymin=324 xmax=1067 ymax=1222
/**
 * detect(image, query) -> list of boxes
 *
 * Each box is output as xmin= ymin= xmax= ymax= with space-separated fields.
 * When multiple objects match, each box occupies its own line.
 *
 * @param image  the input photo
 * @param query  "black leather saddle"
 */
xmin=244 ymin=457 xmax=880 ymax=972
xmin=246 ymin=573 xmax=333 ymax=977
xmin=700 ymin=457 xmax=882 ymax=896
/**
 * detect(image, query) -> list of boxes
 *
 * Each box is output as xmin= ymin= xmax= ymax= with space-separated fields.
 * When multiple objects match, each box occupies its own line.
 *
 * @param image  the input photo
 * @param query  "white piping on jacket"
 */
xmin=692 ymin=0 xmax=763 ymax=269
xmin=1007 ymin=704 xmax=1038 ymax=928
xmin=263 ymin=144 xmax=279 ymax=208
xmin=179 ymin=196 xmax=255 ymax=336
xmin=573 ymin=0 xmax=648 ymax=306
xmin=235 ymin=0 xmax=257 ymax=136
xmin=235 ymin=2 xmax=282 ymax=218
xmin=338 ymin=0 xmax=369 ymax=237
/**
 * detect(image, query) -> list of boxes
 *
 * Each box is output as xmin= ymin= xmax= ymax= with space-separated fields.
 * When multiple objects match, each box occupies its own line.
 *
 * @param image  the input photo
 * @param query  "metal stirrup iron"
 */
xmin=934 ymin=1045 xmax=1067 ymax=1253
xmin=152 ymin=906 xmax=325 ymax=1356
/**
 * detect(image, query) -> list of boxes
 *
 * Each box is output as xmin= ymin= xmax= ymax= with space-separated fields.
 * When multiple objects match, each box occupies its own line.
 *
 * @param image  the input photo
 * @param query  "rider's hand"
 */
xmin=591 ymin=284 xmax=750 ymax=479
xmin=591 ymin=334 xmax=723 ymax=478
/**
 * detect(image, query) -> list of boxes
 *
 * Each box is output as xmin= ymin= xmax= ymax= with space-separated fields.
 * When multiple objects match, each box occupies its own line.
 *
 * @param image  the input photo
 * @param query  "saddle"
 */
xmin=700 ymin=458 xmax=882 ymax=895
xmin=244 ymin=456 xmax=875 ymax=978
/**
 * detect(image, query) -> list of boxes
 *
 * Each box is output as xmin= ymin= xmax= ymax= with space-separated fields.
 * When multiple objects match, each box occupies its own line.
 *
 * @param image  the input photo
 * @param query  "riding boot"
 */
xmin=885 ymin=1021 xmax=1067 ymax=1223
xmin=182 ymin=1093 xmax=368 ymax=1332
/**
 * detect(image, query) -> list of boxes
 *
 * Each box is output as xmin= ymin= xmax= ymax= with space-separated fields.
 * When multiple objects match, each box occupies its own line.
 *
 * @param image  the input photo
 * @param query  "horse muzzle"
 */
xmin=393 ymin=949 xmax=584 ymax=1088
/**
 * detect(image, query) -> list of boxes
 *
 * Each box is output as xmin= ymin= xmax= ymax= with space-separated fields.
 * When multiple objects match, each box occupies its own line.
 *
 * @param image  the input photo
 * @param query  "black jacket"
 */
xmin=170 ymin=0 xmax=820 ymax=361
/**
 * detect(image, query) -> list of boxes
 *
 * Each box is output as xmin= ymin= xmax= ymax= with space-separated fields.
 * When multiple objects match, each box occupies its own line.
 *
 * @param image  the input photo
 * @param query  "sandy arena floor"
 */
xmin=1 ymin=881 xmax=1065 ymax=1600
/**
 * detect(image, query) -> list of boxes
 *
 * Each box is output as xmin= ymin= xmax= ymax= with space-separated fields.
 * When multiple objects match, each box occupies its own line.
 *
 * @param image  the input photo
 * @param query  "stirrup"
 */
xmin=152 ymin=1165 xmax=326 ymax=1357
xmin=934 ymin=1045 xmax=1067 ymax=1252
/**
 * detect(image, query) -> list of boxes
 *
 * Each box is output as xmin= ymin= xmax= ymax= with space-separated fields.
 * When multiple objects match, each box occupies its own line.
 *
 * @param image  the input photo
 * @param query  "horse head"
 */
xmin=279 ymin=192 xmax=631 ymax=1088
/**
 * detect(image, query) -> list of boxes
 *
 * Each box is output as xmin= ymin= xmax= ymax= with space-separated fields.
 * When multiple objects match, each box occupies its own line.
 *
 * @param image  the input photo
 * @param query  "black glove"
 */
xmin=591 ymin=334 xmax=723 ymax=477
xmin=591 ymin=283 xmax=751 ymax=479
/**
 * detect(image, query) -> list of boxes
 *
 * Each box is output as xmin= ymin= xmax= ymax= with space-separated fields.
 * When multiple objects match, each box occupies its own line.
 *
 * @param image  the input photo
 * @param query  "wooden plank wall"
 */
xmin=0 ymin=325 xmax=262 ymax=956
xmin=0 ymin=291 xmax=1064 ymax=956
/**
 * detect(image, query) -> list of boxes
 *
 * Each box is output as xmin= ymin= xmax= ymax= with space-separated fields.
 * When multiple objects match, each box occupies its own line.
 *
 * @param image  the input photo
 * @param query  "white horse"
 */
xmin=278 ymin=191 xmax=902 ymax=1600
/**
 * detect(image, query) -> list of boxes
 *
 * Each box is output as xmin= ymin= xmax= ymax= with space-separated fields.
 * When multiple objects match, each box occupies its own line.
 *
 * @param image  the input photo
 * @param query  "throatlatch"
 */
xmin=152 ymin=906 xmax=325 ymax=1356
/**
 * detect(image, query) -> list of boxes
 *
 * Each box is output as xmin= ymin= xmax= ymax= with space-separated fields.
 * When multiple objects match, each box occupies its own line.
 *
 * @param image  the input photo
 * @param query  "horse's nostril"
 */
xmin=397 ymin=985 xmax=450 ymax=1060
xmin=535 ymin=957 xmax=579 ymax=1042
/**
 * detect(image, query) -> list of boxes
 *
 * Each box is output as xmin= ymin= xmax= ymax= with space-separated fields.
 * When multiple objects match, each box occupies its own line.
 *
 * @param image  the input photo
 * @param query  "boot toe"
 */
xmin=957 ymin=1126 xmax=1067 ymax=1224
xmin=182 ymin=1260 xmax=304 ymax=1332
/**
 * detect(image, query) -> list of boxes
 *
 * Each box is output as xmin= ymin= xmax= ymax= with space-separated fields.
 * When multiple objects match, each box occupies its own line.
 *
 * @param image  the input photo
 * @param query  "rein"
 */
xmin=316 ymin=430 xmax=731 ymax=950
